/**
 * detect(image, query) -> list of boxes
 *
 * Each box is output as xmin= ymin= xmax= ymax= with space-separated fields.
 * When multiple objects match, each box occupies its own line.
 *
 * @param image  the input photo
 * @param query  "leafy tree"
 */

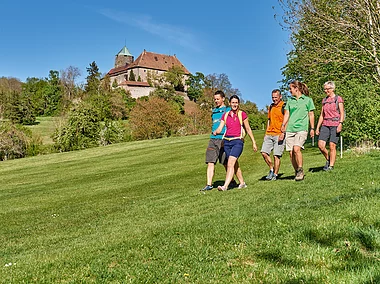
xmin=44 ymin=70 xmax=62 ymax=116
xmin=0 ymin=77 xmax=22 ymax=119
xmin=186 ymin=72 xmax=205 ymax=102
xmin=205 ymin=73 xmax=241 ymax=98
xmin=278 ymin=0 xmax=380 ymax=146
xmin=7 ymin=90 xmax=36 ymax=125
xmin=53 ymin=102 xmax=102 ymax=151
xmin=129 ymin=97 xmax=184 ymax=140
xmin=85 ymin=61 xmax=101 ymax=95
xmin=165 ymin=66 xmax=185 ymax=92
xmin=60 ymin=66 xmax=81 ymax=109
xmin=0 ymin=121 xmax=42 ymax=160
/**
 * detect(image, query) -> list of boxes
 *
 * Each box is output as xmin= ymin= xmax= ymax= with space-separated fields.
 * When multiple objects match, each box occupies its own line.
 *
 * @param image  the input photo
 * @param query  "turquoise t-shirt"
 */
xmin=210 ymin=106 xmax=231 ymax=139
xmin=285 ymin=95 xmax=315 ymax=132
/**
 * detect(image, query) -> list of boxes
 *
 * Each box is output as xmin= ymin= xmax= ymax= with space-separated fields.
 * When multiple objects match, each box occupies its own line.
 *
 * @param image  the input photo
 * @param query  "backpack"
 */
xmin=223 ymin=110 xmax=246 ymax=140
xmin=269 ymin=102 xmax=286 ymax=115
xmin=322 ymin=95 xmax=345 ymax=121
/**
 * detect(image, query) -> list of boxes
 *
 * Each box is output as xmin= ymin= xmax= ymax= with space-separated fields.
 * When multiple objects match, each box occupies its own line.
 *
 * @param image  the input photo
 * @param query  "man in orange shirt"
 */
xmin=261 ymin=89 xmax=286 ymax=180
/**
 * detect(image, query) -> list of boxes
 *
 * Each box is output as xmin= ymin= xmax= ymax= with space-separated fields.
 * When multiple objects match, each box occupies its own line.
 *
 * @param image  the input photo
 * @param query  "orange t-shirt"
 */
xmin=266 ymin=101 xmax=285 ymax=135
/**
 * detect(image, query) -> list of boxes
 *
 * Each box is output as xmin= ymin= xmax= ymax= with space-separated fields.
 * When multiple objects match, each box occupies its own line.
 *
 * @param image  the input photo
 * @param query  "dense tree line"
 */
xmin=279 ymin=0 xmax=380 ymax=146
xmin=0 ymin=61 xmax=267 ymax=159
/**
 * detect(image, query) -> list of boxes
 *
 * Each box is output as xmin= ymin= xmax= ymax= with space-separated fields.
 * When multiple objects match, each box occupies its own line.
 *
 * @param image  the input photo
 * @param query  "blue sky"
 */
xmin=0 ymin=0 xmax=290 ymax=109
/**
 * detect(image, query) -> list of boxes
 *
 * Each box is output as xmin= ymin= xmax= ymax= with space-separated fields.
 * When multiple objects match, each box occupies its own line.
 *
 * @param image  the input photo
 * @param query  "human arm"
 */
xmin=280 ymin=110 xmax=289 ymax=133
xmin=243 ymin=118 xmax=257 ymax=152
xmin=308 ymin=110 xmax=315 ymax=138
xmin=337 ymin=102 xmax=344 ymax=133
xmin=315 ymin=108 xmax=324 ymax=136
xmin=212 ymin=120 xmax=225 ymax=136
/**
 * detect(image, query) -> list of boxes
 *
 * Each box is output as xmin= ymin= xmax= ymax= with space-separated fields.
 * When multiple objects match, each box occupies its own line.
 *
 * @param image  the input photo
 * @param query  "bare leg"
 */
xmin=273 ymin=155 xmax=281 ymax=175
xmin=234 ymin=160 xmax=244 ymax=184
xmin=223 ymin=156 xmax=238 ymax=188
xmin=318 ymin=140 xmax=329 ymax=161
xmin=206 ymin=163 xmax=215 ymax=186
xmin=291 ymin=146 xmax=303 ymax=171
xmin=261 ymin=152 xmax=273 ymax=171
xmin=329 ymin=142 xmax=337 ymax=167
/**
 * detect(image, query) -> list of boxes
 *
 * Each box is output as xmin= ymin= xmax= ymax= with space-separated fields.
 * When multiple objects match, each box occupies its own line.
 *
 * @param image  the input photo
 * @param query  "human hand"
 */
xmin=310 ymin=129 xmax=315 ymax=138
xmin=252 ymin=142 xmax=257 ymax=152
xmin=337 ymin=123 xmax=342 ymax=133
xmin=278 ymin=132 xmax=285 ymax=142
xmin=315 ymin=128 xmax=320 ymax=136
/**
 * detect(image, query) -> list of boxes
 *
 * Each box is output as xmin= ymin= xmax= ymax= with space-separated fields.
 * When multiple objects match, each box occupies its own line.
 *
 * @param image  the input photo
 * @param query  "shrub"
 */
xmin=0 ymin=122 xmax=42 ymax=160
xmin=338 ymin=79 xmax=380 ymax=146
xmin=53 ymin=103 xmax=101 ymax=151
xmin=99 ymin=120 xmax=131 ymax=146
xmin=129 ymin=97 xmax=184 ymax=140
xmin=180 ymin=108 xmax=210 ymax=135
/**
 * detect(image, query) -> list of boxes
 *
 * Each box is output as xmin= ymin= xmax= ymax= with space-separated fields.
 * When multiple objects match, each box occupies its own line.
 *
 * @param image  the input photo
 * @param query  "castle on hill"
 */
xmin=107 ymin=46 xmax=190 ymax=98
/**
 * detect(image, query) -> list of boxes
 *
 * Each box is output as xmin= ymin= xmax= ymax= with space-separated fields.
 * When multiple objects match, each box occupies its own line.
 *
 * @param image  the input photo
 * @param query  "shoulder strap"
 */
xmin=237 ymin=110 xmax=243 ymax=125
xmin=223 ymin=111 xmax=230 ymax=123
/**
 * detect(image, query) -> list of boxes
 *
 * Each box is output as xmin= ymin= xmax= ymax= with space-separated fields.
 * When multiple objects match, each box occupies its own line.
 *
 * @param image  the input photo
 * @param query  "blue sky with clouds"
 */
xmin=0 ymin=0 xmax=290 ymax=109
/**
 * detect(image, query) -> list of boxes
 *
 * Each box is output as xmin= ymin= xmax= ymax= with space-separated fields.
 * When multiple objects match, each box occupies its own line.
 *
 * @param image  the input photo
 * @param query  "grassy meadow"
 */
xmin=1 ymin=131 xmax=380 ymax=283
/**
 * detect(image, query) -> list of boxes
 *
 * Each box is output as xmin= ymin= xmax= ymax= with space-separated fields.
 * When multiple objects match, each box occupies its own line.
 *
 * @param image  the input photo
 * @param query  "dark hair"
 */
xmin=214 ymin=90 xmax=225 ymax=98
xmin=229 ymin=94 xmax=240 ymax=103
xmin=289 ymin=80 xmax=309 ymax=96
xmin=272 ymin=89 xmax=281 ymax=95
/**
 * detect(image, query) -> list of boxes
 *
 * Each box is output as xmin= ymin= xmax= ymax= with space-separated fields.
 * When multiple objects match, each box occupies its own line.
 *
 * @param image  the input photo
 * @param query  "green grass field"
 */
xmin=25 ymin=117 xmax=57 ymax=145
xmin=1 ymin=132 xmax=379 ymax=283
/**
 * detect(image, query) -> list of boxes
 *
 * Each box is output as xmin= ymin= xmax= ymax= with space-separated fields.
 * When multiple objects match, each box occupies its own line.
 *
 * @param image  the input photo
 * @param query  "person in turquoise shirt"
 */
xmin=281 ymin=80 xmax=315 ymax=181
xmin=201 ymin=90 xmax=232 ymax=191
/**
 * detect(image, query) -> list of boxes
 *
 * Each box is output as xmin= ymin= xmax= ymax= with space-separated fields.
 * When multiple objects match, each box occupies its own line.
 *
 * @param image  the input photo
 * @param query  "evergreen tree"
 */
xmin=129 ymin=70 xmax=136 ymax=81
xmin=85 ymin=61 xmax=101 ymax=95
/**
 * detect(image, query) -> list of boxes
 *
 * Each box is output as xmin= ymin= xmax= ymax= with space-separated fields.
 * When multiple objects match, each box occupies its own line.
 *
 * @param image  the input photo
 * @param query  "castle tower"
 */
xmin=114 ymin=46 xmax=134 ymax=68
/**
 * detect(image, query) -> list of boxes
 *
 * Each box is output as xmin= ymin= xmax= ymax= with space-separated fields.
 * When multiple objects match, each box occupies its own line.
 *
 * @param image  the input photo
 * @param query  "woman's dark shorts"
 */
xmin=223 ymin=139 xmax=244 ymax=159
xmin=318 ymin=125 xmax=340 ymax=144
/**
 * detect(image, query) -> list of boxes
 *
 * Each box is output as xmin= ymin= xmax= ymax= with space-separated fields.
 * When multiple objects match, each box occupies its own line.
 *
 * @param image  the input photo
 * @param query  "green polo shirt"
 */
xmin=285 ymin=95 xmax=315 ymax=132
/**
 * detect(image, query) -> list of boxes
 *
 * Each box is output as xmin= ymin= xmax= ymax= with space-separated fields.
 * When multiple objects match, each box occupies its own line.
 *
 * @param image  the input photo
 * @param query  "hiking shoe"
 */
xmin=238 ymin=183 xmax=247 ymax=189
xmin=323 ymin=160 xmax=330 ymax=171
xmin=325 ymin=166 xmax=334 ymax=171
xmin=271 ymin=174 xmax=278 ymax=181
xmin=266 ymin=170 xmax=274 ymax=180
xmin=201 ymin=185 xmax=213 ymax=191
xmin=229 ymin=180 xmax=238 ymax=189
xmin=295 ymin=168 xmax=304 ymax=181
xmin=218 ymin=185 xmax=227 ymax=191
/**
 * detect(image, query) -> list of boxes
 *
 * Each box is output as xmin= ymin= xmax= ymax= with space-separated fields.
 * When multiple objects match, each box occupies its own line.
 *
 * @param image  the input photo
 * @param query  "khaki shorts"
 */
xmin=285 ymin=131 xmax=308 ymax=151
xmin=261 ymin=135 xmax=285 ymax=157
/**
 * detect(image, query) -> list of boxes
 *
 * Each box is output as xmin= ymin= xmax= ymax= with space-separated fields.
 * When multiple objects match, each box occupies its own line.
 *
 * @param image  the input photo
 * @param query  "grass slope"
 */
xmin=1 ymin=133 xmax=380 ymax=283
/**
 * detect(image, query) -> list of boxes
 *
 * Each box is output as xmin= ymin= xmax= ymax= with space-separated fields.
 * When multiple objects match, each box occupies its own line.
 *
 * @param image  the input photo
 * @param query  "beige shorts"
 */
xmin=285 ymin=131 xmax=308 ymax=151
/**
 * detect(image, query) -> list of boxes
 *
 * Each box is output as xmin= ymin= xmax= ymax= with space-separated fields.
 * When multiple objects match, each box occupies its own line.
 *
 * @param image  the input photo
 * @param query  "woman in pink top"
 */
xmin=213 ymin=95 xmax=257 ymax=191
xmin=316 ymin=81 xmax=345 ymax=171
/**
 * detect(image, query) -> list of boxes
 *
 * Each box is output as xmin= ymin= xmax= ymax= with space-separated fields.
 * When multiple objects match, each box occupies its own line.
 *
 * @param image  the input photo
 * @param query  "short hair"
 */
xmin=214 ymin=90 xmax=225 ymax=98
xmin=324 ymin=81 xmax=336 ymax=90
xmin=229 ymin=94 xmax=240 ymax=103
xmin=272 ymin=89 xmax=281 ymax=96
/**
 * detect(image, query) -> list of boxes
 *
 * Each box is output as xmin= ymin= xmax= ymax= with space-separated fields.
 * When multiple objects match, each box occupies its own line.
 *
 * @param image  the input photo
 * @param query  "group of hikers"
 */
xmin=202 ymin=80 xmax=345 ymax=191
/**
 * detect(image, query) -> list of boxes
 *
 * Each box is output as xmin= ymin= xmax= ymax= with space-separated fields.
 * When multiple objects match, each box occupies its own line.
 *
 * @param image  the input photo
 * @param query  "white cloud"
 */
xmin=98 ymin=9 xmax=201 ymax=52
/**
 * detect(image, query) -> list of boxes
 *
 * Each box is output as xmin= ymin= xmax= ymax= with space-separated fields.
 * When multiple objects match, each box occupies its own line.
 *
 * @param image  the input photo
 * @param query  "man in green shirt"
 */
xmin=281 ymin=81 xmax=315 ymax=181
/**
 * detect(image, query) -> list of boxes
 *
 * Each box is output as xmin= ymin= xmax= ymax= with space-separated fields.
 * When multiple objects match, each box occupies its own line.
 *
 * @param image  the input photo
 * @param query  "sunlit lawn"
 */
xmin=1 ymin=132 xmax=379 ymax=283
